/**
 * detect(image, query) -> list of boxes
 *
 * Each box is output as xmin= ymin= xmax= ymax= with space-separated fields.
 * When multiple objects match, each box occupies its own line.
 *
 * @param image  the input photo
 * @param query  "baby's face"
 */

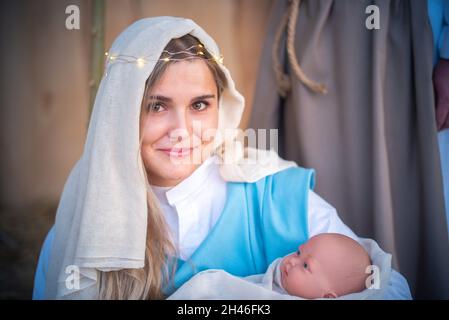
xmin=280 ymin=233 xmax=370 ymax=299
xmin=280 ymin=236 xmax=334 ymax=299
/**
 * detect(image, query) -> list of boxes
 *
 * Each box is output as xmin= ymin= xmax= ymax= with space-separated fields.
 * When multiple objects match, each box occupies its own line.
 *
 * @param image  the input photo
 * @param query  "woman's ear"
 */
xmin=322 ymin=291 xmax=338 ymax=299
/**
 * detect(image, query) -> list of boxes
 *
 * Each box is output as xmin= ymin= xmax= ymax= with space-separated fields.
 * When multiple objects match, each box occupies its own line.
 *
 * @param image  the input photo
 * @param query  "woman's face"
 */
xmin=140 ymin=59 xmax=219 ymax=187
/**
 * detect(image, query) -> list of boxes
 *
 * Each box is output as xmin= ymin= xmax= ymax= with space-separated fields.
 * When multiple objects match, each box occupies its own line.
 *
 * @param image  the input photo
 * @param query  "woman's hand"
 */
xmin=434 ymin=58 xmax=449 ymax=131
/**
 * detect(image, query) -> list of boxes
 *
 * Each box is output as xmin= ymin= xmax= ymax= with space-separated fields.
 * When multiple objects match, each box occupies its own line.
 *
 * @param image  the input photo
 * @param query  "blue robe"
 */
xmin=165 ymin=166 xmax=314 ymax=295
xmin=33 ymin=166 xmax=315 ymax=299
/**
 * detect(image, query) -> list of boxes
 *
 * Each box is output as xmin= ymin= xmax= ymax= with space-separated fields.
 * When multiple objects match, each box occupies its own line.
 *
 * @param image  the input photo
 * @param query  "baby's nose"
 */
xmin=286 ymin=255 xmax=299 ymax=267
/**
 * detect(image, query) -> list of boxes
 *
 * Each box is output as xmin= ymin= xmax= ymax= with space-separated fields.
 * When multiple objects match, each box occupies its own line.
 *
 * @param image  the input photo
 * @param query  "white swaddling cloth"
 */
xmin=167 ymin=238 xmax=392 ymax=300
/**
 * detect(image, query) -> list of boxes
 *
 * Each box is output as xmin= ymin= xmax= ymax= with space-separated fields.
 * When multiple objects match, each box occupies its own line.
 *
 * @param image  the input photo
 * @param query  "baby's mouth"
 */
xmin=282 ymin=264 xmax=289 ymax=277
xmin=280 ymin=265 xmax=288 ymax=289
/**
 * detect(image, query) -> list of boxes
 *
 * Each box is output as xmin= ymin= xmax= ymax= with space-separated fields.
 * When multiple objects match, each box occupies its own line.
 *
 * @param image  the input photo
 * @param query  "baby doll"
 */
xmin=168 ymin=233 xmax=386 ymax=300
xmin=279 ymin=233 xmax=372 ymax=299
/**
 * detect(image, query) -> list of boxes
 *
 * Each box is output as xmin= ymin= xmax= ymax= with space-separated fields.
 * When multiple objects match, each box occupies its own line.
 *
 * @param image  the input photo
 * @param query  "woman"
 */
xmin=33 ymin=17 xmax=411 ymax=299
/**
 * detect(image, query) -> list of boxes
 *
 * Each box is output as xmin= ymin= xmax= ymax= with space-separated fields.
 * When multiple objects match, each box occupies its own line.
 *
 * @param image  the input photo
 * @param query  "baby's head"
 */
xmin=280 ymin=233 xmax=371 ymax=299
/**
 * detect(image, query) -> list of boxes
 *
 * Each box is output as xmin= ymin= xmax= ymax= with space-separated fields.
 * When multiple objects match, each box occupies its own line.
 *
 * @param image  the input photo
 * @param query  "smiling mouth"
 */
xmin=158 ymin=147 xmax=198 ymax=157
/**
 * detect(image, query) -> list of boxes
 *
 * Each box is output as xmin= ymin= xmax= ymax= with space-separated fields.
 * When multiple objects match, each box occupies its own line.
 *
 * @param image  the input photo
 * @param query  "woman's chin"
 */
xmin=142 ymin=149 xmax=204 ymax=186
xmin=149 ymin=162 xmax=199 ymax=186
xmin=168 ymin=164 xmax=197 ymax=180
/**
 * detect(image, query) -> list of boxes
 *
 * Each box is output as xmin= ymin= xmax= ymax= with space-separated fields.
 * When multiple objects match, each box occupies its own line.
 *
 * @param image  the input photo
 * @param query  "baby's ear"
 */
xmin=322 ymin=291 xmax=338 ymax=299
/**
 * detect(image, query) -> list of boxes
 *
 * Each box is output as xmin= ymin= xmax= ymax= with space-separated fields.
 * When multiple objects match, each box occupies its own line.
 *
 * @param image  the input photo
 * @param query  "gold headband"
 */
xmin=105 ymin=44 xmax=224 ymax=69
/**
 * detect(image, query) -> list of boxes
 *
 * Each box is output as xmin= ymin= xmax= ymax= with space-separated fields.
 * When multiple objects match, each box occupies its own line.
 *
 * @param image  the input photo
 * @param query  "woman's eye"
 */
xmin=297 ymin=250 xmax=301 ymax=256
xmin=148 ymin=103 xmax=165 ymax=113
xmin=191 ymin=101 xmax=208 ymax=111
xmin=303 ymin=263 xmax=308 ymax=269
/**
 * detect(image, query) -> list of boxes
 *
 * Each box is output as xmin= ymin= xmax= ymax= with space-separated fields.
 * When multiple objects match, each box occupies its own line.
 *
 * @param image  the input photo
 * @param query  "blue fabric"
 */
xmin=164 ymin=166 xmax=315 ymax=295
xmin=32 ymin=226 xmax=55 ymax=300
xmin=428 ymin=0 xmax=449 ymax=61
xmin=429 ymin=0 xmax=449 ymax=238
xmin=442 ymin=2 xmax=449 ymax=58
xmin=32 ymin=166 xmax=413 ymax=299
xmin=32 ymin=166 xmax=315 ymax=299
xmin=438 ymin=129 xmax=449 ymax=238
xmin=383 ymin=269 xmax=413 ymax=300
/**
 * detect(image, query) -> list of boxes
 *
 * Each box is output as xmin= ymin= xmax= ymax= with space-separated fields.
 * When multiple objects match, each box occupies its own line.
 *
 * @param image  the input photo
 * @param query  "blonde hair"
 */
xmin=97 ymin=34 xmax=227 ymax=300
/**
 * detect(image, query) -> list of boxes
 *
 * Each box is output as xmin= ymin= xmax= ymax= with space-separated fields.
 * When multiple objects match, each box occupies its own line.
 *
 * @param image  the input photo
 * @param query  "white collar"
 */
xmin=150 ymin=155 xmax=218 ymax=206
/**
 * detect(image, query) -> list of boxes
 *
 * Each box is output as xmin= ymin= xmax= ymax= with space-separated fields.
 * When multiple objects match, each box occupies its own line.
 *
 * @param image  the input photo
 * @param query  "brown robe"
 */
xmin=250 ymin=0 xmax=449 ymax=299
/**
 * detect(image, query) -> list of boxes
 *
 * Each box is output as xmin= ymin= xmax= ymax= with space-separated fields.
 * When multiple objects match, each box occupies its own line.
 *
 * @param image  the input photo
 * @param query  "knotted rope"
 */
xmin=272 ymin=0 xmax=327 ymax=97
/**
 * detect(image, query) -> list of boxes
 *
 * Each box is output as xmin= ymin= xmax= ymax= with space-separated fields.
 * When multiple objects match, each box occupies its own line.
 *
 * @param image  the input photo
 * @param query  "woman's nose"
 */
xmin=169 ymin=110 xmax=191 ymax=142
xmin=169 ymin=128 xmax=189 ymax=143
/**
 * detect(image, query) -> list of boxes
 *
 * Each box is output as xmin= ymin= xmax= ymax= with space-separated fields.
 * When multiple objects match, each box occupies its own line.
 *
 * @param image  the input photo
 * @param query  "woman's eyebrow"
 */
xmin=147 ymin=95 xmax=172 ymax=102
xmin=147 ymin=94 xmax=216 ymax=102
xmin=191 ymin=94 xmax=215 ymax=101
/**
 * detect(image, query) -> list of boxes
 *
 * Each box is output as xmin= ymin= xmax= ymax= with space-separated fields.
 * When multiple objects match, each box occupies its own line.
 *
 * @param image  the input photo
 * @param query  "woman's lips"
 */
xmin=157 ymin=147 xmax=197 ymax=157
